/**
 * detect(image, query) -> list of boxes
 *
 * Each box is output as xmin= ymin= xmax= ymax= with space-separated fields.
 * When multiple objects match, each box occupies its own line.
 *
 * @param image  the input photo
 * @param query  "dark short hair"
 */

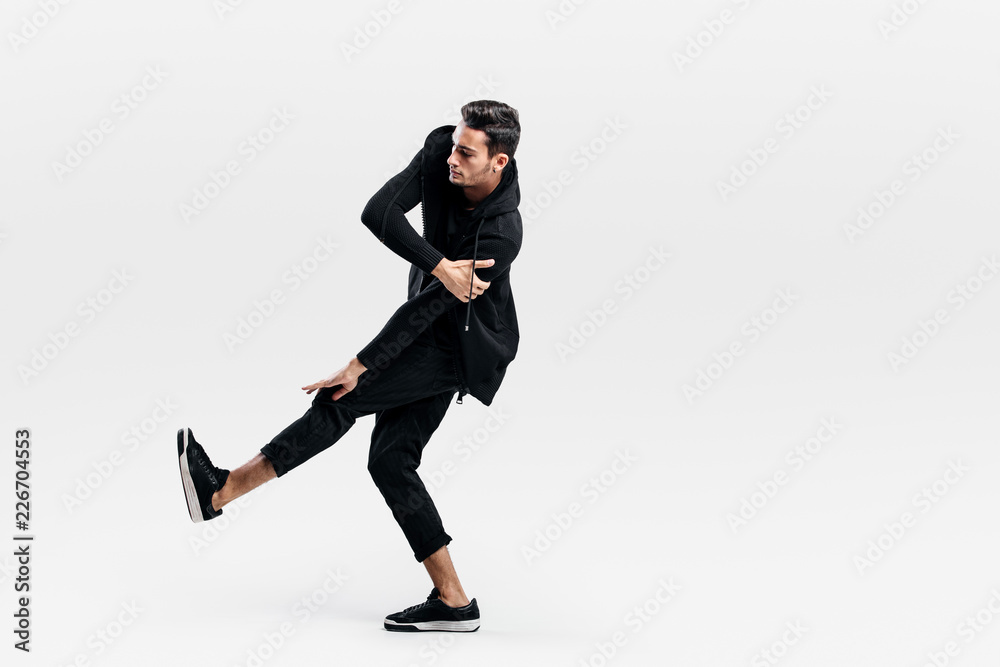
xmin=461 ymin=100 xmax=520 ymax=160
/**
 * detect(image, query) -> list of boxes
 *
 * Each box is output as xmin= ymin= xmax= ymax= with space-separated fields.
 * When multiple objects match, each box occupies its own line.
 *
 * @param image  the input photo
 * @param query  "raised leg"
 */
xmin=212 ymin=453 xmax=276 ymax=510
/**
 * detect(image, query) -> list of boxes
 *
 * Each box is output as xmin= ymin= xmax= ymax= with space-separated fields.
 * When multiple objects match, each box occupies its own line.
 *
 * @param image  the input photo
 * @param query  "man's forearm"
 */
xmin=356 ymin=228 xmax=520 ymax=373
xmin=360 ymin=150 xmax=445 ymax=275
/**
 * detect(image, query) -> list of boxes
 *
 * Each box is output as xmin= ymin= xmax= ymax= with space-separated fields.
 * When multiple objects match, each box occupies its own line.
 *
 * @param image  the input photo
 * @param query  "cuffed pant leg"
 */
xmin=366 ymin=389 xmax=456 ymax=562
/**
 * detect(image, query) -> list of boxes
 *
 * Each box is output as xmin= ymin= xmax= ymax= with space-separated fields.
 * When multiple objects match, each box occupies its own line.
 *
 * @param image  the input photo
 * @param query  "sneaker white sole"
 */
xmin=384 ymin=619 xmax=480 ymax=632
xmin=177 ymin=429 xmax=204 ymax=523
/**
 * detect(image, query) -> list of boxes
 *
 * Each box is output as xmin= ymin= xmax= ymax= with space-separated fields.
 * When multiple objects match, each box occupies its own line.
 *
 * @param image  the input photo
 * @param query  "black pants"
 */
xmin=260 ymin=334 xmax=460 ymax=562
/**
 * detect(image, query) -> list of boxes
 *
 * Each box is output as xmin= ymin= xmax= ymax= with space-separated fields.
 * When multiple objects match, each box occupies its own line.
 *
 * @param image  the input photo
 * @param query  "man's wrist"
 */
xmin=431 ymin=257 xmax=449 ymax=280
xmin=350 ymin=356 xmax=368 ymax=375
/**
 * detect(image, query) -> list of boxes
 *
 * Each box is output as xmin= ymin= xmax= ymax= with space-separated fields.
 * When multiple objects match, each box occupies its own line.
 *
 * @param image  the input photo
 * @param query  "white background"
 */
xmin=2 ymin=1 xmax=1000 ymax=665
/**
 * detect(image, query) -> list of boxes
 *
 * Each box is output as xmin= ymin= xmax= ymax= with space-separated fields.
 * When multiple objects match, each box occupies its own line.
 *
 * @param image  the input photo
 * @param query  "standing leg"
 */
xmin=374 ymin=390 xmax=482 ymax=633
xmin=367 ymin=391 xmax=459 ymax=565
xmin=422 ymin=545 xmax=470 ymax=607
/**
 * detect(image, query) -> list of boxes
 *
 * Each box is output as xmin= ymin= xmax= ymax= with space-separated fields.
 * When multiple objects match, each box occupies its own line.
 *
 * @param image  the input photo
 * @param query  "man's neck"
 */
xmin=460 ymin=175 xmax=501 ymax=210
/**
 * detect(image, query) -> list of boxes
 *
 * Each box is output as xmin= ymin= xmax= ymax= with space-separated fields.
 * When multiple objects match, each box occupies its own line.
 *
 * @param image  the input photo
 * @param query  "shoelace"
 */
xmin=193 ymin=445 xmax=220 ymax=487
xmin=401 ymin=590 xmax=439 ymax=615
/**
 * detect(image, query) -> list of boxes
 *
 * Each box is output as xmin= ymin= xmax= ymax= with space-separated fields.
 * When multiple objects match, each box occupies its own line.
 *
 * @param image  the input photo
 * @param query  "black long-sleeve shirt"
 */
xmin=355 ymin=125 xmax=523 ymax=406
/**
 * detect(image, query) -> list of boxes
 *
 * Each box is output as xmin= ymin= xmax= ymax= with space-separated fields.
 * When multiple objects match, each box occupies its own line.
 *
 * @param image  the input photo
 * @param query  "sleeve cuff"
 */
xmin=415 ymin=243 xmax=446 ymax=276
xmin=356 ymin=346 xmax=379 ymax=372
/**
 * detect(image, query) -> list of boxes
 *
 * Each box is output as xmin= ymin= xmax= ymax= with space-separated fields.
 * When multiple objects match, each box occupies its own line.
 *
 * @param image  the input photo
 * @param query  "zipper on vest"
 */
xmin=446 ymin=309 xmax=467 ymax=404
xmin=420 ymin=166 xmax=465 ymax=404
xmin=419 ymin=172 xmax=429 ymax=243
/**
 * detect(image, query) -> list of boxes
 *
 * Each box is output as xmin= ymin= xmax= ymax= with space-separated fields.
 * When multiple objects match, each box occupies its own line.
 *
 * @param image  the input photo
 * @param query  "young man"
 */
xmin=177 ymin=100 xmax=522 ymax=632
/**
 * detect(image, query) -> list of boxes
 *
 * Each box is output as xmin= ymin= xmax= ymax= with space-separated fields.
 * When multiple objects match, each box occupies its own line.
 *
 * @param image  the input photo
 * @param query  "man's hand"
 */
xmin=432 ymin=257 xmax=495 ymax=302
xmin=302 ymin=357 xmax=368 ymax=401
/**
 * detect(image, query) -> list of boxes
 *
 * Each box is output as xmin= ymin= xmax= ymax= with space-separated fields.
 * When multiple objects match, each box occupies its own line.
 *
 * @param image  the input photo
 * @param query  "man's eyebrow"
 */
xmin=452 ymin=136 xmax=477 ymax=152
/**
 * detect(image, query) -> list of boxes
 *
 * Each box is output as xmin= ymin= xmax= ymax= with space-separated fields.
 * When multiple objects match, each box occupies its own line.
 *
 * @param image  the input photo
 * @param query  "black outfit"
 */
xmin=355 ymin=124 xmax=523 ymax=407
xmin=422 ymin=198 xmax=478 ymax=355
xmin=259 ymin=125 xmax=522 ymax=562
xmin=260 ymin=337 xmax=460 ymax=562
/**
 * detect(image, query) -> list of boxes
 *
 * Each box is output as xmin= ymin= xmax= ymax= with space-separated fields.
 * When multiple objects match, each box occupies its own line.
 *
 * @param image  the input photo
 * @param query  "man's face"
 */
xmin=447 ymin=120 xmax=496 ymax=188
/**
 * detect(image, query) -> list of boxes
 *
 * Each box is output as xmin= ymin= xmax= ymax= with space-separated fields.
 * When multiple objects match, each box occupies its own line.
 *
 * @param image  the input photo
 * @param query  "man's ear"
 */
xmin=493 ymin=154 xmax=509 ymax=171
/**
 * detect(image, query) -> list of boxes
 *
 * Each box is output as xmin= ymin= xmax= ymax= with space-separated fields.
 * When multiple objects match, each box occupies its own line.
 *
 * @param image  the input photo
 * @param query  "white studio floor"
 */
xmin=18 ymin=375 xmax=1000 ymax=666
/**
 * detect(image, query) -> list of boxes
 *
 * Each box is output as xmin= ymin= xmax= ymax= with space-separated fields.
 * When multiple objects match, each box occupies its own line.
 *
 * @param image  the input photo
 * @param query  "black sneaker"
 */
xmin=384 ymin=587 xmax=480 ymax=632
xmin=177 ymin=428 xmax=230 ymax=523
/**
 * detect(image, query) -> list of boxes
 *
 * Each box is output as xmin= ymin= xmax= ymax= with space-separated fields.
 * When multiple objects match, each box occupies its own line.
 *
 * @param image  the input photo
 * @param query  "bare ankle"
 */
xmin=211 ymin=489 xmax=223 ymax=511
xmin=438 ymin=589 xmax=470 ymax=608
xmin=212 ymin=477 xmax=231 ymax=511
